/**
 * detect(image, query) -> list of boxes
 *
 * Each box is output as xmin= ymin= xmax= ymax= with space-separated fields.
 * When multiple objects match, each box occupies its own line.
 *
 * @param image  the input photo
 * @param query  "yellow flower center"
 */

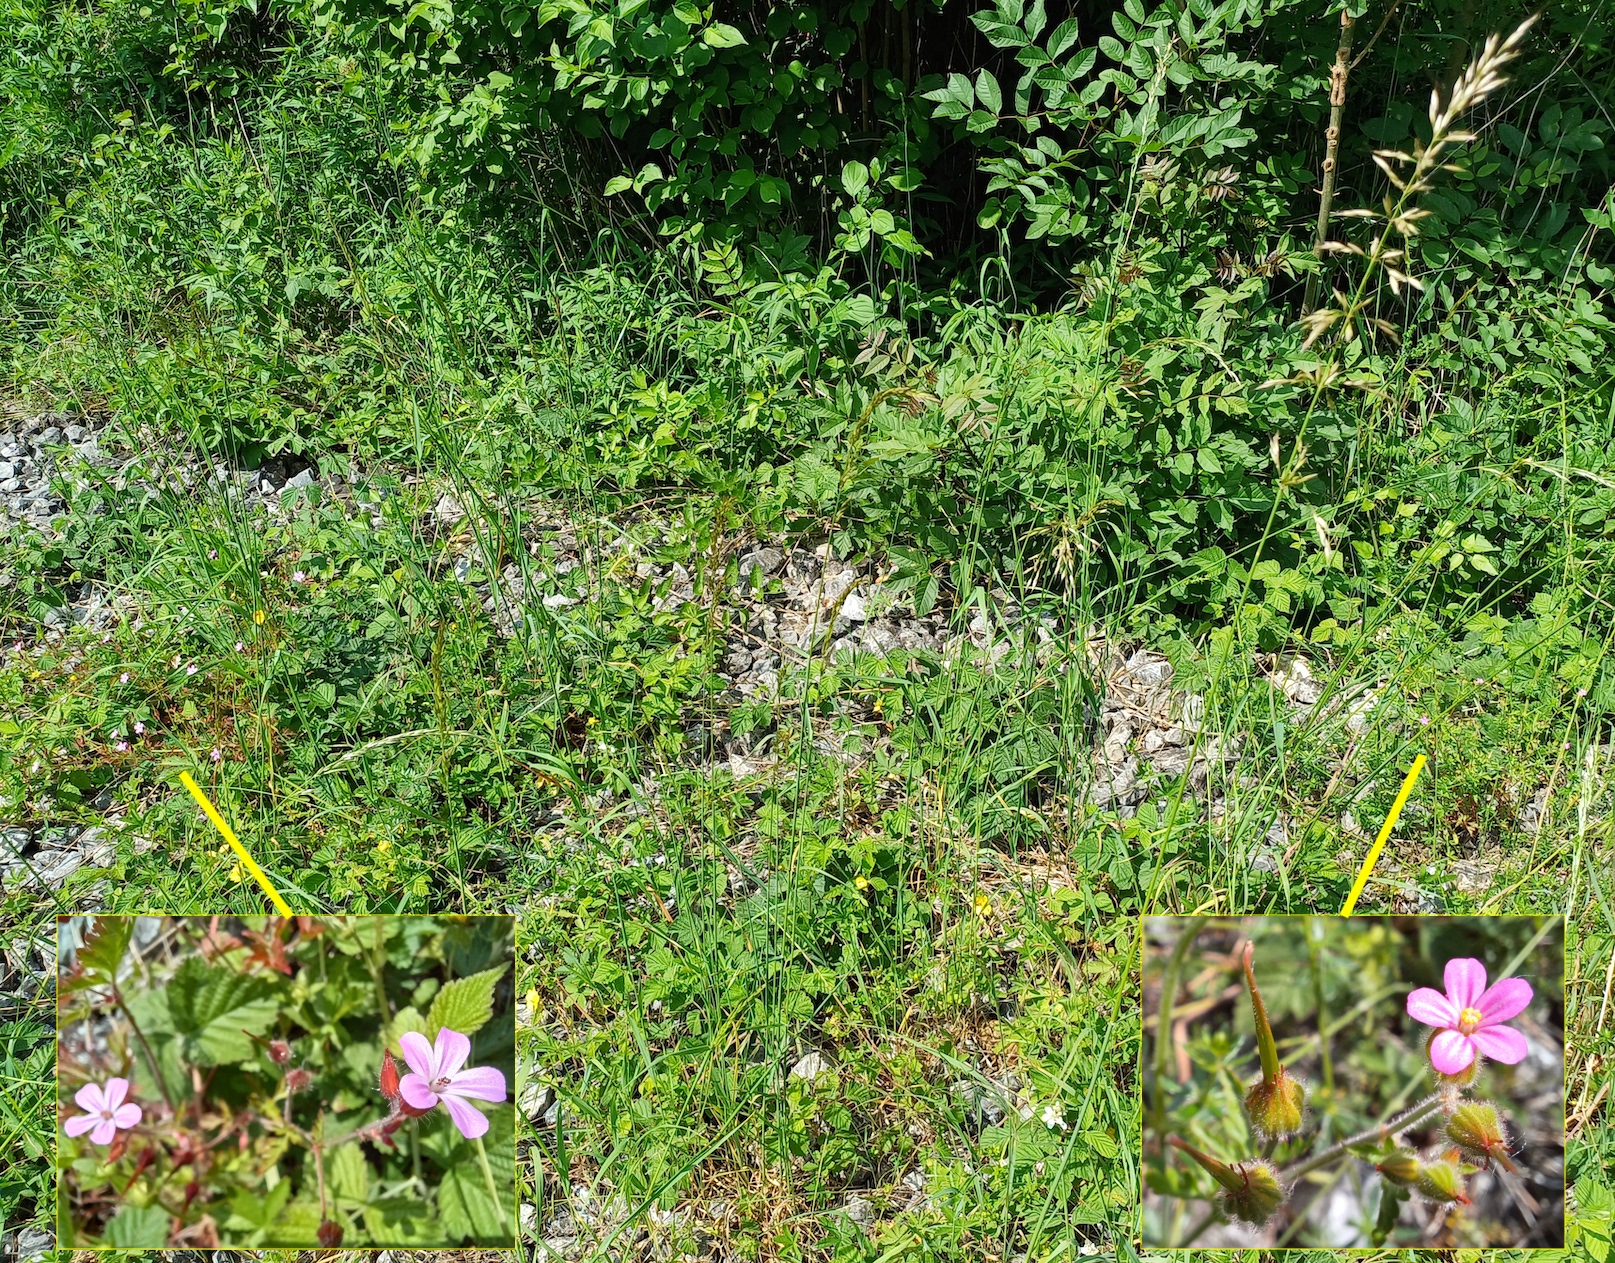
xmin=1457 ymin=1006 xmax=1484 ymax=1035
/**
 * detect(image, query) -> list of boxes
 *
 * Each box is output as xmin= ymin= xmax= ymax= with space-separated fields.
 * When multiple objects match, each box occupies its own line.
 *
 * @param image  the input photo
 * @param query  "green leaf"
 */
xmin=841 ymin=160 xmax=869 ymax=198
xmin=104 ymin=1205 xmax=170 ymax=1248
xmin=78 ymin=916 xmax=134 ymax=981
xmin=603 ymin=175 xmax=633 ymax=195
xmin=429 ymin=966 xmax=505 ymax=1039
xmin=327 ymin=1143 xmax=370 ymax=1205
xmin=976 ymin=69 xmax=1002 ymax=114
xmin=1083 ymin=1129 xmax=1120 ymax=1159
xmin=386 ymin=1004 xmax=429 ymax=1056
xmin=166 ymin=958 xmax=280 ymax=1066
xmin=438 ymin=1162 xmax=508 ymax=1244
xmin=701 ymin=21 xmax=746 ymax=47
xmin=1047 ymin=16 xmax=1081 ymax=58
xmin=365 ymin=1197 xmax=449 ymax=1246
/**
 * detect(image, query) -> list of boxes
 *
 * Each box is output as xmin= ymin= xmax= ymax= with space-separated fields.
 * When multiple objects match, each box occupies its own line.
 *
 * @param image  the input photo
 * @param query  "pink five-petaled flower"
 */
xmin=1407 ymin=958 xmax=1533 ymax=1075
xmin=64 ymin=1078 xmax=142 ymax=1145
xmin=397 ymin=1029 xmax=506 ymax=1139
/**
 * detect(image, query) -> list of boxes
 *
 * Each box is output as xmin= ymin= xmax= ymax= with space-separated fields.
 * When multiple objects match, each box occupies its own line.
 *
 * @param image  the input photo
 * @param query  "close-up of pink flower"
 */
xmin=397 ymin=1029 xmax=507 ymax=1139
xmin=1406 ymin=957 xmax=1533 ymax=1074
xmin=63 ymin=1078 xmax=142 ymax=1145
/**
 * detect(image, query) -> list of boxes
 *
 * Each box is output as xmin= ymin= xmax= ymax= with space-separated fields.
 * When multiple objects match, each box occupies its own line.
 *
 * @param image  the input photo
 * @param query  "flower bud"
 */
xmin=1169 ymin=1137 xmax=1287 ymax=1226
xmin=1222 ymin=1159 xmax=1286 ymax=1226
xmin=267 ymin=1039 xmax=293 ymax=1065
xmin=318 ymin=1219 xmax=344 ymax=1248
xmin=1414 ymin=1156 xmax=1470 ymax=1205
xmin=284 ymin=1067 xmax=311 ymax=1094
xmin=379 ymin=1048 xmax=401 ymax=1101
xmin=1244 ymin=1066 xmax=1306 ymax=1141
xmin=1374 ymin=1148 xmax=1422 ymax=1186
xmin=1447 ymin=1102 xmax=1516 ymax=1172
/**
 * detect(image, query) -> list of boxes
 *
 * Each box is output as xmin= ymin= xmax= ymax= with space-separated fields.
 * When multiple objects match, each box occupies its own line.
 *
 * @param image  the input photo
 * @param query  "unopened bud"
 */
xmin=1374 ymin=1148 xmax=1422 ymax=1186
xmin=318 ymin=1219 xmax=344 ymax=1247
xmin=1414 ymin=1156 xmax=1470 ymax=1205
xmin=284 ymin=1066 xmax=312 ymax=1094
xmin=1169 ymin=1137 xmax=1286 ymax=1226
xmin=267 ymin=1039 xmax=292 ymax=1065
xmin=379 ymin=1048 xmax=401 ymax=1101
xmin=1447 ymin=1102 xmax=1516 ymax=1172
xmin=1244 ymin=1066 xmax=1306 ymax=1141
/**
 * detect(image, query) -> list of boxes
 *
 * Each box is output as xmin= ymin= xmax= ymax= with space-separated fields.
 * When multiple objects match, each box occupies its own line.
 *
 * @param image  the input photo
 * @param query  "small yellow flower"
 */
xmin=253 ymin=609 xmax=266 ymax=625
xmin=973 ymin=892 xmax=992 ymax=917
xmin=854 ymin=875 xmax=870 ymax=891
xmin=377 ymin=838 xmax=392 ymax=853
xmin=526 ymin=987 xmax=541 ymax=1013
xmin=230 ymin=863 xmax=245 ymax=882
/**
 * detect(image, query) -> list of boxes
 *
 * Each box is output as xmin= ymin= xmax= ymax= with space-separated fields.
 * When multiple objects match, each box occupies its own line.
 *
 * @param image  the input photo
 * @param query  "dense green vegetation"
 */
xmin=1 ymin=0 xmax=1612 ymax=1255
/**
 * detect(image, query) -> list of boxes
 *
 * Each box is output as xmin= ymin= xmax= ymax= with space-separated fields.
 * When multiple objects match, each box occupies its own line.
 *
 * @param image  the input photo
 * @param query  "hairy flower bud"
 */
xmin=1414 ymin=1156 xmax=1470 ymax=1205
xmin=1447 ymin=1102 xmax=1516 ymax=1172
xmin=1169 ymin=1137 xmax=1287 ymax=1226
xmin=267 ymin=1039 xmax=293 ymax=1065
xmin=284 ymin=1067 xmax=311 ymax=1094
xmin=1244 ymin=1066 xmax=1307 ymax=1141
xmin=379 ymin=1048 xmax=401 ymax=1101
xmin=1374 ymin=1148 xmax=1422 ymax=1186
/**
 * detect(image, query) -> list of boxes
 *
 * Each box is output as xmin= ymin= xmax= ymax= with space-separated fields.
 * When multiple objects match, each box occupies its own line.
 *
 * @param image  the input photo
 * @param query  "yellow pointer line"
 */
xmin=178 ymin=770 xmax=293 ymax=916
xmin=1340 ymin=753 xmax=1428 ymax=916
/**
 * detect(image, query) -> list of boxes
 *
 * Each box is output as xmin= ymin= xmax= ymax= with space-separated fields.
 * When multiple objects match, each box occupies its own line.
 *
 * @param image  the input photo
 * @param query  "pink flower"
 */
xmin=64 ymin=1078 xmax=142 ymax=1145
xmin=119 ymin=672 xmax=130 ymax=684
xmin=397 ymin=1029 xmax=506 ymax=1139
xmin=210 ymin=748 xmax=222 ymax=763
xmin=208 ymin=549 xmax=218 ymax=559
xmin=115 ymin=741 xmax=129 ymax=752
xmin=1407 ymin=957 xmax=1533 ymax=1075
xmin=186 ymin=663 xmax=198 ymax=676
xmin=134 ymin=721 xmax=145 ymax=735
xmin=235 ymin=641 xmax=245 ymax=652
xmin=292 ymin=571 xmax=306 ymax=583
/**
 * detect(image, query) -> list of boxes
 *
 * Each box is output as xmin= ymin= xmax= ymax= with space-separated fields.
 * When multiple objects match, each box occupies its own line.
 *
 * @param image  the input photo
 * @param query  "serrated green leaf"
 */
xmin=103 ymin=1204 xmax=171 ymax=1248
xmin=386 ymin=1004 xmax=429 ymax=1056
xmin=78 ymin=916 xmax=134 ymax=981
xmin=429 ymin=966 xmax=505 ymax=1039
xmin=166 ymin=958 xmax=280 ymax=1065
xmin=365 ymin=1197 xmax=449 ymax=1246
xmin=327 ymin=1143 xmax=369 ymax=1205
xmin=1083 ymin=1129 xmax=1120 ymax=1158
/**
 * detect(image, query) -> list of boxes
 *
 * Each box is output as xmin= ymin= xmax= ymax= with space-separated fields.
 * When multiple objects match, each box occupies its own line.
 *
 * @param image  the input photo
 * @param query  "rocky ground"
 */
xmin=1 ymin=402 xmax=1578 ymax=1262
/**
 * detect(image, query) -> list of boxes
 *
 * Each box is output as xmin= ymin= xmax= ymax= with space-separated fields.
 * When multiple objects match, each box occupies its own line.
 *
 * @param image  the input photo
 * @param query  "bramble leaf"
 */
xmin=428 ymin=966 xmax=505 ymax=1039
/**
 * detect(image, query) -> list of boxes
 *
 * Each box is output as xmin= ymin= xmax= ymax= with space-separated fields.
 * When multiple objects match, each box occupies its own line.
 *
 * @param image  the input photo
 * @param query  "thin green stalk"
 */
xmin=1279 ymin=1096 xmax=1444 ymax=1183
xmin=1151 ymin=922 xmax=1204 ymax=1124
xmin=112 ymin=985 xmax=174 ymax=1113
xmin=474 ymin=1134 xmax=506 ymax=1234
xmin=1307 ymin=918 xmax=1335 ymax=1095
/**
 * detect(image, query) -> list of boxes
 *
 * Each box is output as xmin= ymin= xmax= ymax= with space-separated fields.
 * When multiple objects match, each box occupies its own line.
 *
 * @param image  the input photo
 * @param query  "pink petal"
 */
xmin=1476 ymin=977 xmax=1533 ymax=1026
xmin=1444 ymin=957 xmax=1487 ymax=1010
xmin=64 ymin=1113 xmax=100 ymax=1138
xmin=399 ymin=1074 xmax=439 ymax=1111
xmin=398 ymin=1031 xmax=436 ymax=1080
xmin=103 ymin=1078 xmax=130 ymax=1111
xmin=74 ymin=1083 xmax=106 ymax=1114
xmin=1429 ymin=1028 xmax=1477 ymax=1075
xmin=433 ymin=1028 xmax=472 ymax=1078
xmin=91 ymin=1118 xmax=118 ymax=1146
xmin=447 ymin=1066 xmax=507 ymax=1103
xmin=1406 ymin=987 xmax=1458 ymax=1028
xmin=113 ymin=1103 xmax=143 ymax=1129
xmin=440 ymin=1091 xmax=489 ymax=1139
xmin=1470 ymin=1023 xmax=1529 ymax=1064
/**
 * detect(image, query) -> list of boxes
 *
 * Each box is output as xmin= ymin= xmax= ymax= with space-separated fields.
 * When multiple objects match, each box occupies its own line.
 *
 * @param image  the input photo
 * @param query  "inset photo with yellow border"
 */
xmin=1141 ymin=915 xmax=1564 ymax=1249
xmin=56 ymin=914 xmax=515 ymax=1249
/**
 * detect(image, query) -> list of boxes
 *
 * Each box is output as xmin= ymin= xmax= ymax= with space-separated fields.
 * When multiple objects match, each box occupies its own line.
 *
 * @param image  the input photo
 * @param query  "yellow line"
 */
xmin=1340 ymin=754 xmax=1427 ymax=916
xmin=178 ymin=771 xmax=293 ymax=916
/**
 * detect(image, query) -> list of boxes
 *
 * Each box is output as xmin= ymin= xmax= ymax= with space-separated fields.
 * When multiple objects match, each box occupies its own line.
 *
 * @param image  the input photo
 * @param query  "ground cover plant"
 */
xmin=1143 ymin=915 xmax=1564 ymax=1247
xmin=0 ymin=0 xmax=1612 ymax=1254
xmin=55 ymin=914 xmax=515 ymax=1249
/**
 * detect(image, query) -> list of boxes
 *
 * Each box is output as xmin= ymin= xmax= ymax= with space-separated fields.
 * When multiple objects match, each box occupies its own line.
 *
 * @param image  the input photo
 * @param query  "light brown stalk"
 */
xmin=1305 ymin=7 xmax=1358 ymax=314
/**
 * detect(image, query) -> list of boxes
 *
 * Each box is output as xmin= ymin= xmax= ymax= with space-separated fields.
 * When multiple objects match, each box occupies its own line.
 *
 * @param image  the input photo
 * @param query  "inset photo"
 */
xmin=56 ymin=914 xmax=515 ymax=1249
xmin=1141 ymin=915 xmax=1563 ymax=1249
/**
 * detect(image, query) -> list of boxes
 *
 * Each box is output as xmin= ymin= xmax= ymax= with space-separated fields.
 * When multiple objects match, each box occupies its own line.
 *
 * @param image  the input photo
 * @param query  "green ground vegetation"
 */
xmin=1 ymin=0 xmax=1613 ymax=1255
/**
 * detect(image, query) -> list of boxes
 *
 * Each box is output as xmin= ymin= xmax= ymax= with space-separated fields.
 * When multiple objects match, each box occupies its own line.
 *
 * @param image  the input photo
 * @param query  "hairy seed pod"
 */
xmin=1244 ymin=1066 xmax=1307 ymax=1141
xmin=1415 ymin=1156 xmax=1470 ymax=1205
xmin=1447 ymin=1102 xmax=1516 ymax=1172
xmin=318 ymin=1219 xmax=344 ymax=1247
xmin=1375 ymin=1148 xmax=1422 ymax=1186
